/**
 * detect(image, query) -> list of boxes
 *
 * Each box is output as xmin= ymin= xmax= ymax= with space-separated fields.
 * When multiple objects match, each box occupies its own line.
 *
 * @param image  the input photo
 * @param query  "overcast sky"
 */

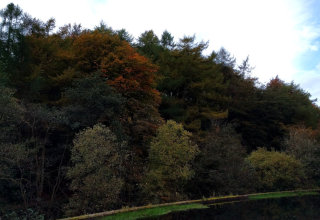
xmin=1 ymin=0 xmax=320 ymax=105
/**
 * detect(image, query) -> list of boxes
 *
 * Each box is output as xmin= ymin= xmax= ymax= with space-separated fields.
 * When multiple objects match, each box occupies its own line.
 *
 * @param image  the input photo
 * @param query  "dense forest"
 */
xmin=1 ymin=3 xmax=320 ymax=219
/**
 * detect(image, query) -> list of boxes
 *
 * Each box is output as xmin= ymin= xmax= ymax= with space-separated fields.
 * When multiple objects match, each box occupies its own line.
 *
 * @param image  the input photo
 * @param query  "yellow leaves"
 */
xmin=150 ymin=120 xmax=198 ymax=170
xmin=67 ymin=124 xmax=126 ymax=213
xmin=200 ymin=109 xmax=229 ymax=120
xmin=56 ymin=48 xmax=75 ymax=61
xmin=247 ymin=148 xmax=305 ymax=190
xmin=185 ymin=119 xmax=201 ymax=131
xmin=144 ymin=120 xmax=199 ymax=201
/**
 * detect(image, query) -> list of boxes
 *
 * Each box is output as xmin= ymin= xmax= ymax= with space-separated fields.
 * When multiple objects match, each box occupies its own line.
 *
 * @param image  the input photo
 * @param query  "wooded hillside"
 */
xmin=1 ymin=3 xmax=320 ymax=219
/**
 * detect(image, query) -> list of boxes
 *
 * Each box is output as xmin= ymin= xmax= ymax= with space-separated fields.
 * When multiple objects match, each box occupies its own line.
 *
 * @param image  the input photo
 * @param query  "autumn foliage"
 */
xmin=1 ymin=3 xmax=320 ymax=219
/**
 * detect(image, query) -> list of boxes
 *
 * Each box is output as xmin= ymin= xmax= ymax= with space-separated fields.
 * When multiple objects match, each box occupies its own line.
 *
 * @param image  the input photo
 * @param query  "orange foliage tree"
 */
xmin=72 ymin=31 xmax=162 ymax=151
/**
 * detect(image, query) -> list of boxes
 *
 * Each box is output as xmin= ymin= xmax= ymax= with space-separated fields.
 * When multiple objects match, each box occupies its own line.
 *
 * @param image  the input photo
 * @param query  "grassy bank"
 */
xmin=100 ymin=203 xmax=207 ymax=220
xmin=59 ymin=189 xmax=320 ymax=220
xmin=248 ymin=190 xmax=319 ymax=200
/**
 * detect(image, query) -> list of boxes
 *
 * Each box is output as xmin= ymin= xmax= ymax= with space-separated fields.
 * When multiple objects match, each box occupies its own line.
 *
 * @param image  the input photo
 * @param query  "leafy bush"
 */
xmin=247 ymin=148 xmax=306 ymax=191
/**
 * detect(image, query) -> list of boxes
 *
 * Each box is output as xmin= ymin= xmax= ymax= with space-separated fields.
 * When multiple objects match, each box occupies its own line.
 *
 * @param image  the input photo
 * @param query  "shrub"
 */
xmin=247 ymin=148 xmax=305 ymax=191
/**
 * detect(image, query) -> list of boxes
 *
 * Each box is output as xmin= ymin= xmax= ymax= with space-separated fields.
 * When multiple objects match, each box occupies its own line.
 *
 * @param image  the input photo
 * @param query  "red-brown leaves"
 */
xmin=71 ymin=31 xmax=163 ymax=152
xmin=72 ymin=31 xmax=160 ymax=105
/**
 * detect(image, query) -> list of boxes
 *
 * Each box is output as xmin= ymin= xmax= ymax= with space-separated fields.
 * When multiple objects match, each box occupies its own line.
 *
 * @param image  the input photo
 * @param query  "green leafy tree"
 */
xmin=0 ymin=86 xmax=23 ymax=140
xmin=0 ymin=3 xmax=24 ymax=58
xmin=237 ymin=56 xmax=254 ymax=76
xmin=0 ymin=86 xmax=27 ymax=208
xmin=214 ymin=47 xmax=236 ymax=68
xmin=116 ymin=28 xmax=134 ymax=44
xmin=191 ymin=124 xmax=257 ymax=197
xmin=284 ymin=126 xmax=320 ymax=186
xmin=62 ymin=74 xmax=125 ymax=132
xmin=247 ymin=148 xmax=305 ymax=191
xmin=158 ymin=37 xmax=229 ymax=133
xmin=230 ymin=76 xmax=320 ymax=151
xmin=0 ymin=142 xmax=32 ymax=210
xmin=144 ymin=120 xmax=199 ymax=202
xmin=0 ymin=3 xmax=26 ymax=86
xmin=0 ymin=86 xmax=67 ymax=214
xmin=66 ymin=124 xmax=126 ymax=215
xmin=136 ymin=30 xmax=163 ymax=62
xmin=160 ymin=30 xmax=175 ymax=49
xmin=264 ymin=76 xmax=319 ymax=127
xmin=94 ymin=21 xmax=113 ymax=35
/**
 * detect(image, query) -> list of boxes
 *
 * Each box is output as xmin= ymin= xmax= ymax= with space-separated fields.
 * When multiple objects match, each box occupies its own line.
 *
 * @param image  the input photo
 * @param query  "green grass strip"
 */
xmin=248 ymin=191 xmax=319 ymax=200
xmin=99 ymin=203 xmax=208 ymax=220
xmin=59 ymin=189 xmax=320 ymax=220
